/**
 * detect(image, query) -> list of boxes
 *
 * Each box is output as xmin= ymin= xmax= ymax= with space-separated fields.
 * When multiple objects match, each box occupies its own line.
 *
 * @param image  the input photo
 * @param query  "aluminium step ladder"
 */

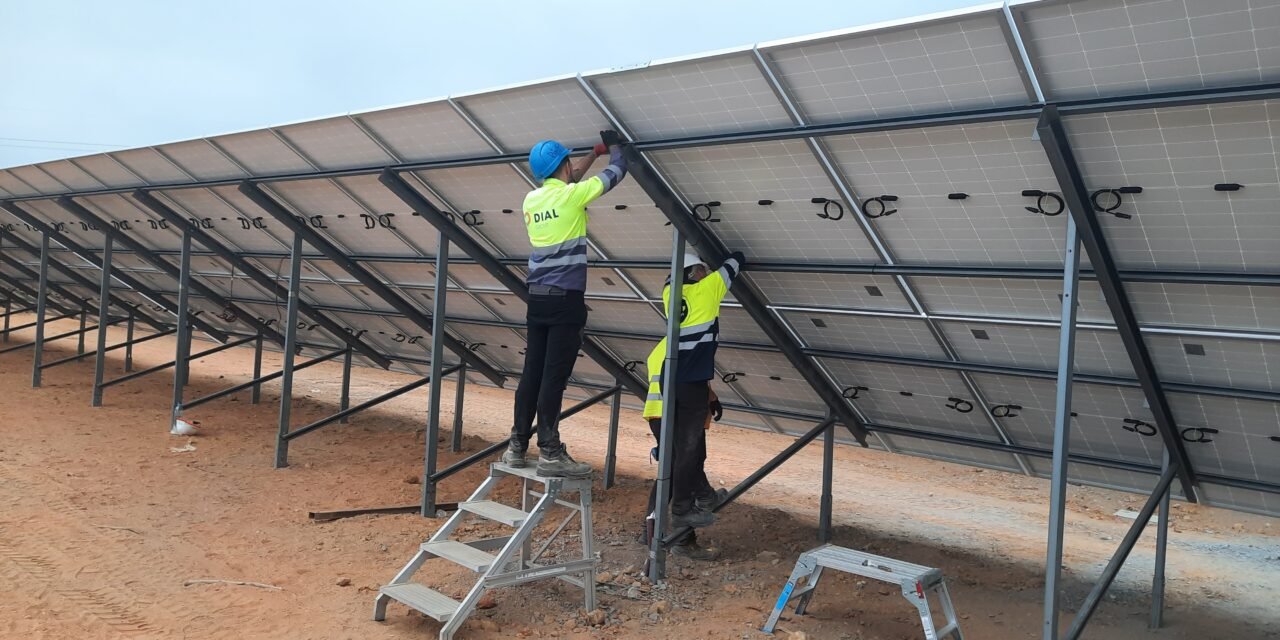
xmin=374 ymin=461 xmax=597 ymax=640
xmin=763 ymin=544 xmax=963 ymax=640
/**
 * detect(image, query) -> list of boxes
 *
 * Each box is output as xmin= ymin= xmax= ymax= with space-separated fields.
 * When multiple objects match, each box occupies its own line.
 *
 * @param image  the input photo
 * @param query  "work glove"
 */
xmin=592 ymin=142 xmax=608 ymax=155
xmin=709 ymin=399 xmax=723 ymax=422
xmin=600 ymin=129 xmax=624 ymax=147
xmin=728 ymin=250 xmax=746 ymax=267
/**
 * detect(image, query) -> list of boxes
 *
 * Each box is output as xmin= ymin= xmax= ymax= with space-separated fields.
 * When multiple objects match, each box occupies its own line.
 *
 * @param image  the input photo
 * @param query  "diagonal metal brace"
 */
xmin=0 ymin=256 xmax=82 ymax=316
xmin=236 ymin=180 xmax=506 ymax=386
xmin=0 ymin=201 xmax=230 ymax=342
xmin=621 ymin=146 xmax=869 ymax=445
xmin=377 ymin=169 xmax=647 ymax=398
xmin=130 ymin=189 xmax=392 ymax=369
xmin=1037 ymin=106 xmax=1197 ymax=501
xmin=0 ymin=227 xmax=169 ymax=332
xmin=54 ymin=196 xmax=284 ymax=347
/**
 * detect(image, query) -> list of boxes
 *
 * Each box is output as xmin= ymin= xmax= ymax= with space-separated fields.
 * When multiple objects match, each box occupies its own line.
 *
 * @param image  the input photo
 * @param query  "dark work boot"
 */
xmin=672 ymin=538 xmax=721 ymax=561
xmin=536 ymin=446 xmax=592 ymax=478
xmin=501 ymin=441 xmax=528 ymax=468
xmin=695 ymin=488 xmax=729 ymax=512
xmin=671 ymin=507 xmax=716 ymax=529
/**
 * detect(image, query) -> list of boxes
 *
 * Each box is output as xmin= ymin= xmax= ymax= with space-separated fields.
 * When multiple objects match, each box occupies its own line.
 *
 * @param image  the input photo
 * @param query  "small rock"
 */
xmin=587 ymin=609 xmax=607 ymax=626
xmin=648 ymin=600 xmax=669 ymax=615
xmin=786 ymin=632 xmax=812 ymax=640
xmin=596 ymin=572 xmax=613 ymax=584
xmin=723 ymin=584 xmax=739 ymax=595
xmin=474 ymin=619 xmax=500 ymax=632
xmin=757 ymin=550 xmax=779 ymax=562
xmin=878 ymin=588 xmax=891 ymax=596
xmin=476 ymin=593 xmax=497 ymax=610
xmin=335 ymin=577 xmax=351 ymax=587
xmin=625 ymin=586 xmax=642 ymax=599
xmin=563 ymin=619 xmax=575 ymax=630
xmin=622 ymin=564 xmax=637 ymax=575
xmin=404 ymin=475 xmax=421 ymax=485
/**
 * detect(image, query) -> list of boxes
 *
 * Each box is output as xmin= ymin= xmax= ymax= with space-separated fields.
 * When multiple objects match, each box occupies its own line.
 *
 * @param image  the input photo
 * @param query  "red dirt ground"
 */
xmin=0 ymin=317 xmax=1276 ymax=639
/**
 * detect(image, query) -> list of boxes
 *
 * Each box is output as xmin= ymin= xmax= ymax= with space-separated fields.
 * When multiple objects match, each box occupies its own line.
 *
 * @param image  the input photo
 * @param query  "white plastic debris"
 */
xmin=170 ymin=440 xmax=197 ymax=453
xmin=171 ymin=419 xmax=198 ymax=436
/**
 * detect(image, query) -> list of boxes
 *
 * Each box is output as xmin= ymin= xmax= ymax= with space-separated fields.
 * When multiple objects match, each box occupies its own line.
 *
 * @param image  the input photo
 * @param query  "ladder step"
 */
xmin=379 ymin=583 xmax=461 ymax=621
xmin=459 ymin=500 xmax=528 ymax=526
xmin=422 ymin=540 xmax=497 ymax=572
xmin=936 ymin=622 xmax=959 ymax=637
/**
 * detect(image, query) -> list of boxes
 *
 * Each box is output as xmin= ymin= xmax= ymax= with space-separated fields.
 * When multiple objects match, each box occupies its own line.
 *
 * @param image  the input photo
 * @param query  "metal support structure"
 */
xmin=275 ymin=232 xmax=304 ymax=469
xmin=450 ymin=363 xmax=467 ymax=453
xmin=237 ymin=181 xmax=504 ymax=386
xmin=31 ymin=232 xmax=49 ymax=388
xmin=1064 ymin=465 xmax=1180 ymax=640
xmin=1150 ymin=450 xmax=1172 ymax=630
xmin=77 ymin=309 xmax=87 ymax=355
xmin=603 ymin=383 xmax=623 ymax=490
xmin=131 ymin=190 xmax=391 ymax=368
xmin=421 ymin=231 xmax=450 ymax=517
xmin=170 ymin=231 xmax=193 ymax=430
xmin=124 ymin=313 xmax=135 ymax=371
xmin=338 ymin=348 xmax=353 ymax=422
xmin=649 ymin=234 xmax=685 ymax=583
xmin=179 ymin=347 xmax=345 ymax=412
xmin=664 ymin=417 xmax=836 ymax=547
xmin=376 ymin=169 xmax=645 ymax=397
xmin=819 ymin=417 xmax=835 ymax=543
xmin=251 ymin=334 xmax=264 ymax=403
xmin=47 ymin=199 xmax=253 ymax=343
xmin=0 ymin=250 xmax=88 ymax=316
xmin=2 ymin=298 xmax=12 ymax=342
xmin=1037 ymin=107 xmax=1197 ymax=501
xmin=0 ymin=318 xmax=111 ymax=356
xmin=1043 ymin=216 xmax=1081 ymax=640
xmin=621 ymin=145 xmax=869 ymax=445
xmin=283 ymin=364 xmax=462 ymax=444
xmin=36 ymin=317 xmax=130 ymax=369
xmin=0 ymin=270 xmax=75 ymax=317
xmin=96 ymin=334 xmax=256 ymax=393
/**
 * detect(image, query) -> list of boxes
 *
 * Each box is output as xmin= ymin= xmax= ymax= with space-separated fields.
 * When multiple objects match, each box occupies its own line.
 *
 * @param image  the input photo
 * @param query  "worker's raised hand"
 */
xmin=709 ymin=399 xmax=723 ymax=422
xmin=592 ymin=143 xmax=608 ymax=155
xmin=600 ymin=129 xmax=624 ymax=147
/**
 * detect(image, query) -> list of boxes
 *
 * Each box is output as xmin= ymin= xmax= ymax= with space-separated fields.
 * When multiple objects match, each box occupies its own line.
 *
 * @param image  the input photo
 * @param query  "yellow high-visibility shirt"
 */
xmin=522 ymin=176 xmax=604 ymax=291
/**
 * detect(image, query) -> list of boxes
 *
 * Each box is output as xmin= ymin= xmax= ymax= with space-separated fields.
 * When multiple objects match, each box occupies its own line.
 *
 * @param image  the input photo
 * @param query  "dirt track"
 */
xmin=0 ymin=317 xmax=1276 ymax=639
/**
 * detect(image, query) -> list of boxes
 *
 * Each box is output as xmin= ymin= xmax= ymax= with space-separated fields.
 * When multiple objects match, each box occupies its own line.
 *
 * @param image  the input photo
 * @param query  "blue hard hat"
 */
xmin=529 ymin=140 xmax=571 ymax=182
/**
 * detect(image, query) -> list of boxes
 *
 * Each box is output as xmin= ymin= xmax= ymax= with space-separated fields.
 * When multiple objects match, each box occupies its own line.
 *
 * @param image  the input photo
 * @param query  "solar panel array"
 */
xmin=2 ymin=0 xmax=1278 ymax=517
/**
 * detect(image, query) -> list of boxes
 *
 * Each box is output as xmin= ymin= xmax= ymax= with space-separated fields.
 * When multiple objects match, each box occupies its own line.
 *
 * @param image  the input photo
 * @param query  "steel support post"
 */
xmin=2 ymin=297 xmax=10 ymax=343
xmin=1044 ymin=216 xmax=1082 ymax=640
xmin=251 ymin=334 xmax=263 ymax=404
xmin=819 ymin=417 xmax=835 ymax=543
xmin=92 ymin=236 xmax=113 ymax=407
xmin=77 ymin=308 xmax=87 ymax=355
xmin=170 ymin=232 xmax=193 ymax=431
xmin=1037 ymin=107 xmax=1196 ymax=501
xmin=1065 ymin=465 xmax=1179 ymax=640
xmin=604 ymin=383 xmax=623 ymax=490
xmin=124 ymin=312 xmax=135 ymax=372
xmin=31 ymin=232 xmax=49 ymax=388
xmin=450 ymin=363 xmax=467 ymax=453
xmin=1150 ymin=450 xmax=1172 ymax=630
xmin=421 ymin=232 xmax=450 ymax=517
xmin=274 ymin=232 xmax=304 ymax=469
xmin=649 ymin=232 xmax=685 ymax=583
xmin=338 ymin=347 xmax=353 ymax=423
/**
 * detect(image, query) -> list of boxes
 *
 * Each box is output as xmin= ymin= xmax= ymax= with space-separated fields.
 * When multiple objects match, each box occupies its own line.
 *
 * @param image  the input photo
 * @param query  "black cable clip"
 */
xmin=721 ymin=371 xmax=744 ymax=383
xmin=948 ymin=193 xmax=969 ymax=200
xmin=462 ymin=210 xmax=483 ymax=226
xmin=811 ymin=197 xmax=845 ymax=221
xmin=1214 ymin=183 xmax=1243 ymax=192
xmin=1181 ymin=427 xmax=1219 ymax=443
xmin=841 ymin=385 xmax=869 ymax=400
xmin=467 ymin=342 xmax=485 ymax=352
xmin=946 ymin=397 xmax=974 ymax=413
xmin=691 ymin=201 xmax=721 ymax=223
xmin=623 ymin=360 xmax=642 ymax=373
xmin=216 ymin=307 xmax=237 ymax=323
xmin=1090 ymin=187 xmax=1141 ymax=220
xmin=392 ymin=333 xmax=407 ymax=343
xmin=1122 ymin=418 xmax=1157 ymax=437
xmin=862 ymin=195 xmax=898 ymax=219
xmin=1022 ymin=189 xmax=1065 ymax=216
xmin=1270 ymin=436 xmax=1280 ymax=443
xmin=991 ymin=404 xmax=1023 ymax=418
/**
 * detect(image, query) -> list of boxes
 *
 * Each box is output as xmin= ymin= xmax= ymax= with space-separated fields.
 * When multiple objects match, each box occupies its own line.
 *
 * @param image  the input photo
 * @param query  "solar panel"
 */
xmin=3 ymin=0 xmax=1277 ymax=519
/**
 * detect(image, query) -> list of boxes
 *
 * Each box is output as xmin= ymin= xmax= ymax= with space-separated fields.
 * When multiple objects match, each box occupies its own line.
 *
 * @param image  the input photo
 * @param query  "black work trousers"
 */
xmin=510 ymin=291 xmax=587 ymax=455
xmin=648 ymin=381 xmax=715 ymax=517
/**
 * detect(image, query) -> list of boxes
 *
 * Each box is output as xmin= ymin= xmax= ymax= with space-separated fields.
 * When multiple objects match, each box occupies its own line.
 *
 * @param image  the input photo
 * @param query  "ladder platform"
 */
xmin=459 ymin=500 xmax=529 ymax=527
xmin=379 ymin=583 xmax=461 ymax=621
xmin=808 ymin=544 xmax=941 ymax=587
xmin=491 ymin=462 xmax=591 ymax=490
xmin=422 ymin=540 xmax=497 ymax=572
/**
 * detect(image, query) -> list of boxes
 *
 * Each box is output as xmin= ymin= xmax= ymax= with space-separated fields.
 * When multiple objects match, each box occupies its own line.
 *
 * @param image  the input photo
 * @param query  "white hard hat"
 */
xmin=683 ymin=253 xmax=706 ymax=269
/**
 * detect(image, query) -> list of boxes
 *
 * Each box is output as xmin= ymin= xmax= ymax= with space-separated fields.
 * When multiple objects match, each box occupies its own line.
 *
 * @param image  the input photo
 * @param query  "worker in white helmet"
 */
xmin=642 ymin=249 xmax=744 ymax=545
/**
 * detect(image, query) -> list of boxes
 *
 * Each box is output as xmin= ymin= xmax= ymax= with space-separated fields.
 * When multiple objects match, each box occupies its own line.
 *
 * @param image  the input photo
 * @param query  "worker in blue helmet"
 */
xmin=502 ymin=130 xmax=628 ymax=478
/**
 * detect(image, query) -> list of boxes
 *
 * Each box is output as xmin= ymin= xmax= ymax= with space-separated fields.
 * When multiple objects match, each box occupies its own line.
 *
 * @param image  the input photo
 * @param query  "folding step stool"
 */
xmin=763 ymin=544 xmax=963 ymax=640
xmin=374 ymin=462 xmax=596 ymax=640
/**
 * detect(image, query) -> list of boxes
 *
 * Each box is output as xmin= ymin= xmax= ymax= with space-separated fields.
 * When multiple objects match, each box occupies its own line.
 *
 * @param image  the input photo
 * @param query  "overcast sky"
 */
xmin=1 ymin=0 xmax=975 ymax=169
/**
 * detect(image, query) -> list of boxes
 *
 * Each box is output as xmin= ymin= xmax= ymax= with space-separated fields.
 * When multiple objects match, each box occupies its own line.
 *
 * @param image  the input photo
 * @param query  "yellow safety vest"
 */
xmin=522 ymin=176 xmax=604 ymax=290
